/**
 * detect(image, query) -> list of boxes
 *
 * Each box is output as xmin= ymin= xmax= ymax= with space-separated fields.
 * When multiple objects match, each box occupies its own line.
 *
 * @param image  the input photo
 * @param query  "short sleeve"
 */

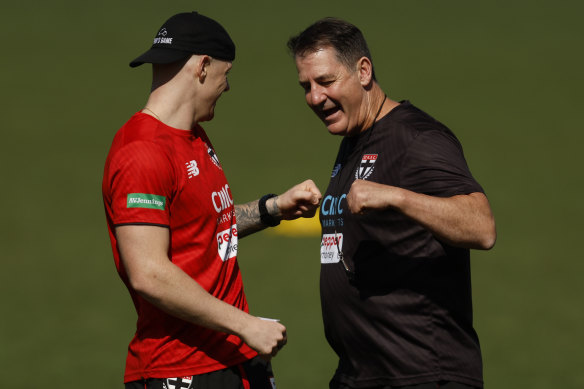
xmin=106 ymin=141 xmax=174 ymax=227
xmin=400 ymin=130 xmax=483 ymax=197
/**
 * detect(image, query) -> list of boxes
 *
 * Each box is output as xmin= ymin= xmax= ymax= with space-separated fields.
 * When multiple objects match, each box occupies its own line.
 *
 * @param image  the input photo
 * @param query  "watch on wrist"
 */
xmin=259 ymin=194 xmax=280 ymax=227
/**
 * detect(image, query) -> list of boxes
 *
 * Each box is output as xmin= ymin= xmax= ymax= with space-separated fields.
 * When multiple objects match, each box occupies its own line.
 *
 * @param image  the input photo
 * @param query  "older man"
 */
xmin=103 ymin=12 xmax=321 ymax=389
xmin=288 ymin=18 xmax=496 ymax=389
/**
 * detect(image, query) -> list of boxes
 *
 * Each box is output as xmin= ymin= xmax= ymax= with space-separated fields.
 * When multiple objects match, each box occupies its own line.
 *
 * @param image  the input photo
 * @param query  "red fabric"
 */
xmin=103 ymin=113 xmax=256 ymax=382
xmin=237 ymin=364 xmax=251 ymax=389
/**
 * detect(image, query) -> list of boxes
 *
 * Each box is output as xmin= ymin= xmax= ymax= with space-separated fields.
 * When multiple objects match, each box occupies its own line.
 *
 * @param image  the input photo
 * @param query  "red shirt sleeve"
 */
xmin=107 ymin=140 xmax=174 ymax=227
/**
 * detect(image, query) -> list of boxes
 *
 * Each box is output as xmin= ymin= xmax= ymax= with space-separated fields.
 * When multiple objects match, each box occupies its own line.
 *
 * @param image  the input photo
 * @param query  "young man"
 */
xmin=102 ymin=12 xmax=321 ymax=389
xmin=287 ymin=18 xmax=496 ymax=389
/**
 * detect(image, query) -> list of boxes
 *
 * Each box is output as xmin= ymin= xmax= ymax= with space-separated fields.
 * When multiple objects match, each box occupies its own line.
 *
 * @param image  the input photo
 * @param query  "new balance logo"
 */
xmin=185 ymin=160 xmax=199 ymax=178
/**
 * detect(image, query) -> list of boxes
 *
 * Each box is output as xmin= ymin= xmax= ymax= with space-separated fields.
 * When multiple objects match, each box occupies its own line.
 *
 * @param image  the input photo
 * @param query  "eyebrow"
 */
xmin=299 ymin=74 xmax=336 ymax=85
xmin=315 ymin=74 xmax=335 ymax=81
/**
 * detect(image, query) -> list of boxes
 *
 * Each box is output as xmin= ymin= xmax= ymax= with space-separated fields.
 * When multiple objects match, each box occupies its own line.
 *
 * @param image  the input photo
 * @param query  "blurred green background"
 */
xmin=1 ymin=0 xmax=583 ymax=387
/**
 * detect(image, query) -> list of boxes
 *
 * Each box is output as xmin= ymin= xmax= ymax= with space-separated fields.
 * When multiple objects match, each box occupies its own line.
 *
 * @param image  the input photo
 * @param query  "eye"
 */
xmin=299 ymin=82 xmax=310 ymax=93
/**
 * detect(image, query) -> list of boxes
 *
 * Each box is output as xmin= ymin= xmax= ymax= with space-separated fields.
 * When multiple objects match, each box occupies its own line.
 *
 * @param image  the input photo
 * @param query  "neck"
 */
xmin=359 ymin=89 xmax=387 ymax=132
xmin=358 ymin=87 xmax=399 ymax=133
xmin=142 ymin=59 xmax=200 ymax=131
xmin=143 ymin=84 xmax=197 ymax=131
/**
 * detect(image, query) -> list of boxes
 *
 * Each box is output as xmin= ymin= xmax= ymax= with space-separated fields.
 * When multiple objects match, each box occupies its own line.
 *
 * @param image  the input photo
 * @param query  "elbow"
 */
xmin=127 ymin=272 xmax=151 ymax=296
xmin=476 ymin=221 xmax=497 ymax=250
xmin=126 ymin=266 xmax=160 ymax=299
xmin=478 ymin=233 xmax=496 ymax=250
xmin=466 ymin=192 xmax=496 ymax=250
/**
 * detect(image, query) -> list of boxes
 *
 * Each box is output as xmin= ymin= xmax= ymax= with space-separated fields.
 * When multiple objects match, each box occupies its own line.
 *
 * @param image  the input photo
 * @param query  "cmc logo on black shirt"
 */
xmin=321 ymin=194 xmax=346 ymax=216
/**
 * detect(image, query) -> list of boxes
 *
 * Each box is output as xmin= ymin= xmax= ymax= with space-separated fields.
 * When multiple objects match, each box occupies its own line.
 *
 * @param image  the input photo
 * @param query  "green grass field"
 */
xmin=1 ymin=0 xmax=583 ymax=387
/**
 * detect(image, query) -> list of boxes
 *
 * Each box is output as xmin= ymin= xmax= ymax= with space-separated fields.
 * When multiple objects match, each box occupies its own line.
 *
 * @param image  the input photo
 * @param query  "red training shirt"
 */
xmin=102 ymin=113 xmax=256 ymax=382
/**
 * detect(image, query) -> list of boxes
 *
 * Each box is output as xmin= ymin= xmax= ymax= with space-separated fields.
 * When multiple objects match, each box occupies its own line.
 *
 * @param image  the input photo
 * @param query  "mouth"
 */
xmin=319 ymin=105 xmax=341 ymax=122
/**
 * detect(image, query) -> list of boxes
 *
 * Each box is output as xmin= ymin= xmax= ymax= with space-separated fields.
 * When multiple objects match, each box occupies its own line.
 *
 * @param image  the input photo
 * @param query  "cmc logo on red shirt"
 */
xmin=212 ymin=184 xmax=233 ymax=213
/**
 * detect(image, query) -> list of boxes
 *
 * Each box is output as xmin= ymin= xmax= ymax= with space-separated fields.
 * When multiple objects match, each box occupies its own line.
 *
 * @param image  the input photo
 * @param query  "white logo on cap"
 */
xmin=153 ymin=28 xmax=173 ymax=45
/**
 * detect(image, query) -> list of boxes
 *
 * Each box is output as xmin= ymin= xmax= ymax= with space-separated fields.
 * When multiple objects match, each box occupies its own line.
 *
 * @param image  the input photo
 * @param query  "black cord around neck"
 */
xmin=371 ymin=94 xmax=387 ymax=129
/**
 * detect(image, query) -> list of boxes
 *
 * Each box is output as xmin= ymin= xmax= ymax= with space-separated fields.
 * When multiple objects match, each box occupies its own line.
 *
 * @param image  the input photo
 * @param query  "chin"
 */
xmin=326 ymin=127 xmax=345 ymax=136
xmin=325 ymin=121 xmax=349 ymax=136
xmin=199 ymin=111 xmax=215 ymax=123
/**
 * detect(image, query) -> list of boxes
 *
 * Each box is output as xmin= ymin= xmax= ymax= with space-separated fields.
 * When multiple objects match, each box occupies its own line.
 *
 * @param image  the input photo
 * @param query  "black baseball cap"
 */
xmin=129 ymin=12 xmax=235 ymax=68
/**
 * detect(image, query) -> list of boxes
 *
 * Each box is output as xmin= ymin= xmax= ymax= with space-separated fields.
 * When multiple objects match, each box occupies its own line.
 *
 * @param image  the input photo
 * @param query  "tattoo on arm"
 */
xmin=235 ymin=200 xmax=264 ymax=238
xmin=235 ymin=197 xmax=280 ymax=239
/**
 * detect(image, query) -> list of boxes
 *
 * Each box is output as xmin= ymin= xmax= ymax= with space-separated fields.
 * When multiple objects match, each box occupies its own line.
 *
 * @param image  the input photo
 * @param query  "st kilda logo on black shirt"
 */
xmin=355 ymin=154 xmax=378 ymax=180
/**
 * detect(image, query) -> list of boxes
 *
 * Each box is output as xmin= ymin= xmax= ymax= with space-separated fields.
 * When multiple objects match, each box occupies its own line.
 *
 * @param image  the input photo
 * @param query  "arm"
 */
xmin=346 ymin=180 xmax=496 ymax=250
xmin=116 ymin=224 xmax=287 ymax=356
xmin=236 ymin=179 xmax=322 ymax=238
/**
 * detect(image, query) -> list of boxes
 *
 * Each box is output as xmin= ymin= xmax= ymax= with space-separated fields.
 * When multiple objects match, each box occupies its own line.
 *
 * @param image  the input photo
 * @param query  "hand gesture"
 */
xmin=240 ymin=316 xmax=288 ymax=358
xmin=346 ymin=179 xmax=396 ymax=214
xmin=276 ymin=179 xmax=322 ymax=220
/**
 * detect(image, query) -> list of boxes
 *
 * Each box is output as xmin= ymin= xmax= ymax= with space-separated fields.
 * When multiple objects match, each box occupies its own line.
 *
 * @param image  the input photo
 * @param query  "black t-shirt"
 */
xmin=319 ymin=101 xmax=484 ymax=388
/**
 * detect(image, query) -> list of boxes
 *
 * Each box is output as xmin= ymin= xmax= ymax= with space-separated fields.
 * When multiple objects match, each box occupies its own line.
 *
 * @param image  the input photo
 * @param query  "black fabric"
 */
xmin=241 ymin=357 xmax=276 ymax=389
xmin=259 ymin=194 xmax=280 ymax=226
xmin=125 ymin=356 xmax=274 ymax=389
xmin=331 ymin=380 xmax=479 ymax=389
xmin=130 ymin=11 xmax=235 ymax=67
xmin=319 ymin=101 xmax=484 ymax=388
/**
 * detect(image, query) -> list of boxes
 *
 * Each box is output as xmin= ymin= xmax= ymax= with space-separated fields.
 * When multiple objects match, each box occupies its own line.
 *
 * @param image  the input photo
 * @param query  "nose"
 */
xmin=307 ymin=83 xmax=326 ymax=107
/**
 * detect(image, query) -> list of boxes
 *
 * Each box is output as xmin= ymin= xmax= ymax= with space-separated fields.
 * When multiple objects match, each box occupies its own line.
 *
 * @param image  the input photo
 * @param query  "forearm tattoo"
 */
xmin=235 ymin=200 xmax=264 ymax=238
xmin=235 ymin=197 xmax=280 ymax=238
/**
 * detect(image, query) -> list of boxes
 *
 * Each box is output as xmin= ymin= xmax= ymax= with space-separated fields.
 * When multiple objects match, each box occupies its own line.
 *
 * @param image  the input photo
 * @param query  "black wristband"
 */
xmin=259 ymin=194 xmax=280 ymax=227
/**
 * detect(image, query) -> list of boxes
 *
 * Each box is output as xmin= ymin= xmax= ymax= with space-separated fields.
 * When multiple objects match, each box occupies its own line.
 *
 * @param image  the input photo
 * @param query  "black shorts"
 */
xmin=331 ymin=380 xmax=479 ymax=389
xmin=125 ymin=356 xmax=275 ymax=389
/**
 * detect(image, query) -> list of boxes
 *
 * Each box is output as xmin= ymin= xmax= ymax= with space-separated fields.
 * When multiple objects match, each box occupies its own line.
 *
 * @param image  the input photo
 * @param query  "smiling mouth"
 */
xmin=320 ymin=106 xmax=341 ymax=121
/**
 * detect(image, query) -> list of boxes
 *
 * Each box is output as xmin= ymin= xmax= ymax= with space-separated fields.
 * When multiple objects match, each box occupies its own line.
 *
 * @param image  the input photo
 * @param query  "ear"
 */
xmin=195 ymin=55 xmax=212 ymax=83
xmin=357 ymin=57 xmax=373 ymax=86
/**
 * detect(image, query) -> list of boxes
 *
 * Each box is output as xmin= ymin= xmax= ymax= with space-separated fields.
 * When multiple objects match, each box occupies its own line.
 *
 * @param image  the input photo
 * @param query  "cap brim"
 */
xmin=129 ymin=47 xmax=192 ymax=68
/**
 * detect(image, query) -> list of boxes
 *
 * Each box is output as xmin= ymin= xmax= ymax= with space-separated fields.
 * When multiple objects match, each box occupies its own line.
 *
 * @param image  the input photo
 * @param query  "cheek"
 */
xmin=344 ymin=93 xmax=362 ymax=114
